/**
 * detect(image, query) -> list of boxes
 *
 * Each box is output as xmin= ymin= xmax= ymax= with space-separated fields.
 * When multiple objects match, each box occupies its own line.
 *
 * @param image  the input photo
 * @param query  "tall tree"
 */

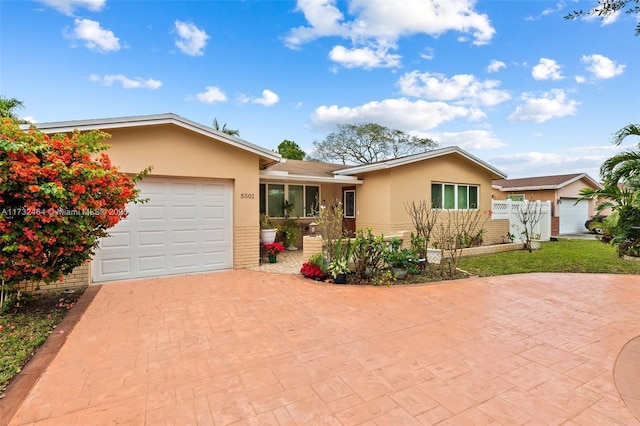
xmin=0 ymin=96 xmax=27 ymax=123
xmin=276 ymin=139 xmax=306 ymax=160
xmin=578 ymin=123 xmax=640 ymax=257
xmin=312 ymin=123 xmax=438 ymax=165
xmin=212 ymin=117 xmax=240 ymax=137
xmin=565 ymin=0 xmax=640 ymax=36
xmin=601 ymin=124 xmax=640 ymax=186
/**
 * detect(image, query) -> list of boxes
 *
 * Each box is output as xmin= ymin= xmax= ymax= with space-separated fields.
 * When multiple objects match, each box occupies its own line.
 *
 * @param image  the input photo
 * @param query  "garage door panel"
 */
xmin=203 ymin=228 xmax=226 ymax=243
xmin=138 ymin=230 xmax=166 ymax=247
xmin=93 ymin=177 xmax=233 ymax=282
xmin=139 ymin=205 xmax=166 ymax=221
xmin=173 ymin=253 xmax=198 ymax=269
xmin=141 ymin=181 xmax=166 ymax=194
xmin=101 ymin=232 xmax=131 ymax=249
xmin=138 ymin=255 xmax=167 ymax=272
xmin=100 ymin=258 xmax=131 ymax=275
xmin=203 ymin=250 xmax=228 ymax=267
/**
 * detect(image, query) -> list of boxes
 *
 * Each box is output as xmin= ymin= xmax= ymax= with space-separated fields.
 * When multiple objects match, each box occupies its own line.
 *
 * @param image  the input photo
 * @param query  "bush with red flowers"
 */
xmin=300 ymin=262 xmax=326 ymax=280
xmin=263 ymin=242 xmax=285 ymax=256
xmin=0 ymin=118 xmax=150 ymax=304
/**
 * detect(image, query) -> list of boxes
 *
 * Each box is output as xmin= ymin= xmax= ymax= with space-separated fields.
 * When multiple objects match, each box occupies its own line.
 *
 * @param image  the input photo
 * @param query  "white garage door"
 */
xmin=92 ymin=177 xmax=233 ymax=282
xmin=559 ymin=198 xmax=588 ymax=234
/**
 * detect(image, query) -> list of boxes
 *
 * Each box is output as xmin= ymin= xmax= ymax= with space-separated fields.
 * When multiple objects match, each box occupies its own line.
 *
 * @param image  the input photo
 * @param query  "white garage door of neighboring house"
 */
xmin=92 ymin=177 xmax=233 ymax=282
xmin=559 ymin=198 xmax=588 ymax=234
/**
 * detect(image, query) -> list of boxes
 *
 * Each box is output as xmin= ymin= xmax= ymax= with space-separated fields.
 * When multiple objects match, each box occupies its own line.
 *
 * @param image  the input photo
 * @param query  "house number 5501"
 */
xmin=240 ymin=193 xmax=255 ymax=199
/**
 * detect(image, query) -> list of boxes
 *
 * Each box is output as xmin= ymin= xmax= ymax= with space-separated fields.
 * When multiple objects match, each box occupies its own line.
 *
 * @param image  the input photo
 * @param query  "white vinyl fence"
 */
xmin=492 ymin=200 xmax=552 ymax=242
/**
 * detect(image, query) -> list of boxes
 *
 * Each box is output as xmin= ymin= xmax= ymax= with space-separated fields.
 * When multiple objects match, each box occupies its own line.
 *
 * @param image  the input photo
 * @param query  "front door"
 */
xmin=342 ymin=186 xmax=356 ymax=237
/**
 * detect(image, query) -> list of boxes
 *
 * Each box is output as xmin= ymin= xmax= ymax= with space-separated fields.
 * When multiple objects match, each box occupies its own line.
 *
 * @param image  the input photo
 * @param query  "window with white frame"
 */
xmin=507 ymin=194 xmax=525 ymax=201
xmin=431 ymin=183 xmax=479 ymax=210
xmin=260 ymin=183 xmax=320 ymax=217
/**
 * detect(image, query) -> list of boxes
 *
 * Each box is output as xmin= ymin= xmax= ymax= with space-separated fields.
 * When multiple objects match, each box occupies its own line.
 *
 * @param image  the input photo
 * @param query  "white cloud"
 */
xmin=311 ymin=98 xmax=476 ymax=131
xmin=581 ymin=54 xmax=626 ymax=79
xmin=253 ymin=89 xmax=280 ymax=106
xmin=575 ymin=75 xmax=587 ymax=84
xmin=329 ymin=44 xmax=401 ymax=69
xmin=508 ymin=89 xmax=579 ymax=123
xmin=426 ymin=130 xmax=507 ymax=150
xmin=486 ymin=59 xmax=506 ymax=73
xmin=489 ymin=149 xmax=610 ymax=179
xmin=285 ymin=0 xmax=496 ymax=69
xmin=398 ymin=71 xmax=511 ymax=107
xmin=174 ymin=21 xmax=209 ymax=56
xmin=194 ymin=86 xmax=227 ymax=103
xmin=284 ymin=0 xmax=348 ymax=48
xmin=583 ymin=9 xmax=621 ymax=26
xmin=531 ymin=58 xmax=564 ymax=80
xmin=37 ymin=0 xmax=105 ymax=16
xmin=89 ymin=74 xmax=162 ymax=89
xmin=68 ymin=18 xmax=120 ymax=53
xmin=541 ymin=2 xmax=564 ymax=16
xmin=420 ymin=48 xmax=435 ymax=60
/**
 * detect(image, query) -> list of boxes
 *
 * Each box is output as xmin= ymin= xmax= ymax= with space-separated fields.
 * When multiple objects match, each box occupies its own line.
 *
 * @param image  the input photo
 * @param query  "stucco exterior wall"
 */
xmin=355 ymin=154 xmax=501 ymax=243
xmin=105 ymin=125 xmax=262 ymax=270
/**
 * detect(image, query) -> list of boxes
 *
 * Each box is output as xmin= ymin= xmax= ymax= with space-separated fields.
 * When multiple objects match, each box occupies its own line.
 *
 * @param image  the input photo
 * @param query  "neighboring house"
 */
xmin=27 ymin=113 xmax=508 ymax=287
xmin=492 ymin=173 xmax=603 ymax=235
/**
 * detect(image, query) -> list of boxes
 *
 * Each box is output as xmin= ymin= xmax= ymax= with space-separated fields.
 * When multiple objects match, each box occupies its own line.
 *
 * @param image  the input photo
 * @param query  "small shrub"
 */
xmin=372 ymin=269 xmax=396 ymax=286
xmin=351 ymin=228 xmax=387 ymax=280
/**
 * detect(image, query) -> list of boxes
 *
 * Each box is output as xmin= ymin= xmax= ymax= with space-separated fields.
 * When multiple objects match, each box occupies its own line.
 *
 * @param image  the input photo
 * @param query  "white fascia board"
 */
xmin=260 ymin=171 xmax=362 ymax=184
xmin=23 ymin=113 xmax=282 ymax=162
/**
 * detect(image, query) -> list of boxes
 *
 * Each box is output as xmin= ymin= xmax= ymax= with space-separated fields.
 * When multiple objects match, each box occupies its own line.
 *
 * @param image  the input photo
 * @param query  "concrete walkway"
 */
xmin=8 ymin=271 xmax=640 ymax=425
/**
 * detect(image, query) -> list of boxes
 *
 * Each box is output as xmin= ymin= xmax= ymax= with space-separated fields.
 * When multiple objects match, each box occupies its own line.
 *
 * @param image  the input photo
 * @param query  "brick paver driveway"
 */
xmin=8 ymin=271 xmax=640 ymax=425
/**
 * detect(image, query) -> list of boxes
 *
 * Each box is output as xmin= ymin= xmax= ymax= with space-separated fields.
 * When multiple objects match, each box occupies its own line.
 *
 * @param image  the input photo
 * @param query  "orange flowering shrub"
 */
xmin=0 ymin=118 xmax=150 ymax=294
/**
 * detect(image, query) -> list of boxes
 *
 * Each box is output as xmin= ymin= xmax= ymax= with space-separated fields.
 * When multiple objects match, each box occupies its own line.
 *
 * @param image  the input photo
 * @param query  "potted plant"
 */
xmin=329 ymin=238 xmax=353 ymax=284
xmin=300 ymin=252 xmax=327 ymax=280
xmin=283 ymin=218 xmax=300 ymax=251
xmin=384 ymin=237 xmax=419 ymax=279
xmin=260 ymin=213 xmax=278 ymax=244
xmin=529 ymin=233 xmax=542 ymax=250
xmin=329 ymin=258 xmax=350 ymax=284
xmin=263 ymin=242 xmax=285 ymax=263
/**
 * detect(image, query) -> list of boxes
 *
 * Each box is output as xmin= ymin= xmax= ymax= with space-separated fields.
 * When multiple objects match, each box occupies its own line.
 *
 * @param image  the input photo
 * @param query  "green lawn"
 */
xmin=458 ymin=238 xmax=640 ymax=276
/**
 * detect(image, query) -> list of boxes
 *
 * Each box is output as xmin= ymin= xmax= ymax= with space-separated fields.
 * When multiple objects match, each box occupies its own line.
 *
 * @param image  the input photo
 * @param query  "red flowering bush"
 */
xmin=0 ymin=118 xmax=150 ymax=301
xmin=300 ymin=262 xmax=326 ymax=280
xmin=263 ymin=242 xmax=285 ymax=256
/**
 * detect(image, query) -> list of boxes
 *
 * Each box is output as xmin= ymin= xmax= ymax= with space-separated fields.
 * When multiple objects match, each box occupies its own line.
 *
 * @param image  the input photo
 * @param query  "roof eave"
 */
xmin=22 ymin=113 xmax=282 ymax=163
xmin=260 ymin=170 xmax=362 ymax=184
xmin=334 ymin=146 xmax=507 ymax=179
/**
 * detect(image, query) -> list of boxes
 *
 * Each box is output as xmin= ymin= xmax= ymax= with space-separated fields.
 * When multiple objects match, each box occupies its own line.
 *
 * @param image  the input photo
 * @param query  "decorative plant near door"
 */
xmin=316 ymin=200 xmax=344 ymax=262
xmin=0 ymin=118 xmax=150 ymax=306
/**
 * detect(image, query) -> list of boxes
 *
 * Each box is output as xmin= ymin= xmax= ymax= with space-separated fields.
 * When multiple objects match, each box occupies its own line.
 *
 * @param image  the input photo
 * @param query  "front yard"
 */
xmin=458 ymin=238 xmax=640 ymax=276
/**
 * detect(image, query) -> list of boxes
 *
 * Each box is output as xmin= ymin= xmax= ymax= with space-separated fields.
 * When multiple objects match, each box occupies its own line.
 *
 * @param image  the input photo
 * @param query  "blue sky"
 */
xmin=1 ymin=0 xmax=637 ymax=179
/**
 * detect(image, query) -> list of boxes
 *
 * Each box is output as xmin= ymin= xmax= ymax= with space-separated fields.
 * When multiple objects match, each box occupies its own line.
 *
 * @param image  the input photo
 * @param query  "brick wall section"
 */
xmin=484 ymin=219 xmax=511 ymax=245
xmin=234 ymin=225 xmax=260 ymax=268
xmin=551 ymin=217 xmax=560 ymax=236
xmin=302 ymin=235 xmax=324 ymax=263
xmin=15 ymin=262 xmax=90 ymax=293
xmin=456 ymin=242 xmax=524 ymax=258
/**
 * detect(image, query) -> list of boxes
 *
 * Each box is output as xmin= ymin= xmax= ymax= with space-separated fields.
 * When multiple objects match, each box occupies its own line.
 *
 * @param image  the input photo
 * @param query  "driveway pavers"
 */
xmin=7 ymin=271 xmax=640 ymax=425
